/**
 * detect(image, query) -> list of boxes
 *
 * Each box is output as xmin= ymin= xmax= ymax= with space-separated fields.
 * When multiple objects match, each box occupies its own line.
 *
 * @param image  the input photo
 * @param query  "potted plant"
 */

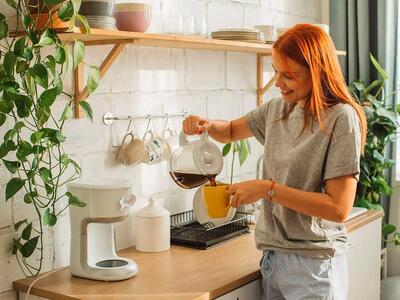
xmin=349 ymin=54 xmax=400 ymax=245
xmin=0 ymin=0 xmax=99 ymax=276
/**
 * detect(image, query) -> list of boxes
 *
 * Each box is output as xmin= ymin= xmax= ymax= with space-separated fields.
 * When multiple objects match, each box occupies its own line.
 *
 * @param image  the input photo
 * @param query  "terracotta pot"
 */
xmin=31 ymin=13 xmax=71 ymax=31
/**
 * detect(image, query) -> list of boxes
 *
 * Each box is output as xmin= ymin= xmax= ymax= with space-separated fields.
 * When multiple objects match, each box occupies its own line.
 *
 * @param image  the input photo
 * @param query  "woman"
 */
xmin=183 ymin=24 xmax=366 ymax=299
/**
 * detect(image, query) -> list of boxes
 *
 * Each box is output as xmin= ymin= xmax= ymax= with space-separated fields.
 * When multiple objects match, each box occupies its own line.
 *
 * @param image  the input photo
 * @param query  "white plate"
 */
xmin=193 ymin=186 xmax=236 ymax=227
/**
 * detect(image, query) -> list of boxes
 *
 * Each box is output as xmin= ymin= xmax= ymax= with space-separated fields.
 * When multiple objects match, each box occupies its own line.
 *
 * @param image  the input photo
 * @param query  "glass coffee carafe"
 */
xmin=169 ymin=131 xmax=223 ymax=189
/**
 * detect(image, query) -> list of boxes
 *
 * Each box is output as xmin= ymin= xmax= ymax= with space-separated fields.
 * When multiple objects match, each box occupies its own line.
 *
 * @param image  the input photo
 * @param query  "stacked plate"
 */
xmin=210 ymin=28 xmax=264 ymax=43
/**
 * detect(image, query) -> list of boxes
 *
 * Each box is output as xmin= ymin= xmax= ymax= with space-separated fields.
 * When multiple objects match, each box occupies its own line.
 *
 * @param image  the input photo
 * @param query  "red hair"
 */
xmin=273 ymin=24 xmax=366 ymax=154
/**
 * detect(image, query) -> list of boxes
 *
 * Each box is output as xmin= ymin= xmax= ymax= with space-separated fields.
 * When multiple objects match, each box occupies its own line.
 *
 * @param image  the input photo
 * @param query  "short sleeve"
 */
xmin=246 ymin=101 xmax=269 ymax=145
xmin=324 ymin=107 xmax=362 ymax=181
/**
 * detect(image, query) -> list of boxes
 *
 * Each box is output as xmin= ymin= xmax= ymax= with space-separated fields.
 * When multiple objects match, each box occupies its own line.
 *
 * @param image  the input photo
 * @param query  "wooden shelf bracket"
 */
xmin=256 ymin=53 xmax=275 ymax=106
xmin=74 ymin=42 xmax=128 ymax=118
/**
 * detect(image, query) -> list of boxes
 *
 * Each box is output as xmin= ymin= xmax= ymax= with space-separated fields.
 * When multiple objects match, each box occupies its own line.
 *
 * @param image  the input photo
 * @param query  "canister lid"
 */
xmin=136 ymin=197 xmax=170 ymax=218
xmin=67 ymin=177 xmax=132 ymax=190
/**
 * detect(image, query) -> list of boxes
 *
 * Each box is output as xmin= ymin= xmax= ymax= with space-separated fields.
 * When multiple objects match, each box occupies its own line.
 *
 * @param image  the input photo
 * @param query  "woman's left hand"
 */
xmin=227 ymin=179 xmax=269 ymax=208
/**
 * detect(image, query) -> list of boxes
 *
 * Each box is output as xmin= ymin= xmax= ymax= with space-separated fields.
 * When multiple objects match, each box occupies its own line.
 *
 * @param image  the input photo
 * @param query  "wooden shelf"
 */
xmin=60 ymin=28 xmax=346 ymax=117
xmin=59 ymin=27 xmax=274 ymax=53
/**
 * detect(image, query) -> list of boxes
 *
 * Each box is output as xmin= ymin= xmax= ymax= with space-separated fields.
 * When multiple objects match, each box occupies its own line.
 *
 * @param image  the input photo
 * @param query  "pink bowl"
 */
xmin=115 ymin=11 xmax=151 ymax=32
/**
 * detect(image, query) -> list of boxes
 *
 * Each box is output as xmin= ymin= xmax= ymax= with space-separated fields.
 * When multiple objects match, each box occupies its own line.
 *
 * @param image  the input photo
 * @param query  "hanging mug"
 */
xmin=117 ymin=132 xmax=147 ymax=166
xmin=142 ymin=130 xmax=165 ymax=164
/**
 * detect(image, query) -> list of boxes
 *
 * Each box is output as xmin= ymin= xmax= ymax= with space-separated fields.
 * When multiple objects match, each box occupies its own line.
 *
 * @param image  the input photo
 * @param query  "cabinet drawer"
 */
xmin=215 ymin=279 xmax=262 ymax=300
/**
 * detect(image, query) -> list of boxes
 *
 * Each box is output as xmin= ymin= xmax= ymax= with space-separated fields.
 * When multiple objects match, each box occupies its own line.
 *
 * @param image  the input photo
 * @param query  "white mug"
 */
xmin=142 ymin=130 xmax=165 ymax=164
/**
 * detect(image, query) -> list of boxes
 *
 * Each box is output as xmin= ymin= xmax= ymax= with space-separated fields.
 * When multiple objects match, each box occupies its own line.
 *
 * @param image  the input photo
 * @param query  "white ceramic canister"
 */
xmin=135 ymin=197 xmax=170 ymax=252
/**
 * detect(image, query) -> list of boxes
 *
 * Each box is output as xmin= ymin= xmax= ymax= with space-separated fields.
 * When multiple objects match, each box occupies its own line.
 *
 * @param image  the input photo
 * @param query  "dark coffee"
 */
xmin=170 ymin=172 xmax=217 ymax=189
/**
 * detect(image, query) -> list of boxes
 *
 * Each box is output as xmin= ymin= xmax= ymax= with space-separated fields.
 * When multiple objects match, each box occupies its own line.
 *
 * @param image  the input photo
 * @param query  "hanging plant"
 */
xmin=0 ymin=0 xmax=99 ymax=276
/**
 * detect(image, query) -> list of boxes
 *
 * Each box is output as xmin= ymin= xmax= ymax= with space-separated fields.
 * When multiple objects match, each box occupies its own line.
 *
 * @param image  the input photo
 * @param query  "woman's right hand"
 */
xmin=182 ymin=115 xmax=210 ymax=135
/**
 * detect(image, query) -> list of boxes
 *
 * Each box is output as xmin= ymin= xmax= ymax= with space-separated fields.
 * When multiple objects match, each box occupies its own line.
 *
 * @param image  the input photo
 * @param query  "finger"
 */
xmin=230 ymin=194 xmax=239 ymax=208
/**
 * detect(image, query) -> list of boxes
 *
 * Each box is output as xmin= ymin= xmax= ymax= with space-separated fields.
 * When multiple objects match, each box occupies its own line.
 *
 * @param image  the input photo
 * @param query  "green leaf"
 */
xmin=2 ymin=160 xmax=20 ymax=173
xmin=69 ymin=158 xmax=81 ymax=173
xmin=5 ymin=0 xmax=17 ymax=9
xmin=23 ymin=48 xmax=33 ymax=62
xmin=16 ymin=61 xmax=29 ymax=73
xmin=22 ymin=223 xmax=32 ymax=240
xmin=370 ymin=53 xmax=388 ymax=80
xmin=0 ymin=113 xmax=6 ymax=126
xmin=383 ymin=224 xmax=397 ymax=236
xmin=23 ymin=15 xmax=32 ymax=28
xmin=67 ymin=192 xmax=87 ymax=207
xmin=30 ymin=64 xmax=48 ymax=89
xmin=79 ymin=101 xmax=93 ymax=121
xmin=45 ymin=0 xmax=64 ymax=4
xmin=0 ymin=17 xmax=8 ymax=39
xmin=20 ymin=236 xmax=39 ymax=257
xmin=364 ymin=80 xmax=384 ymax=96
xmin=58 ymin=1 xmax=74 ymax=21
xmin=87 ymin=66 xmax=100 ymax=93
xmin=245 ymin=139 xmax=251 ymax=154
xmin=39 ymin=167 xmax=52 ymax=183
xmin=16 ymin=141 xmax=33 ymax=160
xmin=4 ymin=52 xmax=17 ymax=75
xmin=222 ymin=143 xmax=231 ymax=156
xmin=0 ymin=100 xmax=13 ymax=113
xmin=14 ymin=219 xmax=27 ymax=231
xmin=37 ymin=36 xmax=54 ymax=47
xmin=24 ymin=193 xmax=33 ymax=204
xmin=39 ymin=88 xmax=59 ymax=108
xmin=13 ymin=94 xmax=32 ymax=118
xmin=5 ymin=178 xmax=25 ymax=200
xmin=55 ymin=46 xmax=66 ymax=64
xmin=4 ymin=128 xmax=17 ymax=141
xmin=60 ymin=154 xmax=69 ymax=165
xmin=14 ymin=37 xmax=26 ymax=57
xmin=73 ymin=40 xmax=85 ymax=69
xmin=36 ymin=106 xmax=51 ymax=126
xmin=71 ymin=0 xmax=82 ymax=11
xmin=44 ymin=55 xmax=56 ymax=76
xmin=0 ymin=143 xmax=9 ymax=159
xmin=238 ymin=140 xmax=248 ymax=166
xmin=30 ymin=132 xmax=44 ymax=144
xmin=75 ymin=14 xmax=91 ymax=34
xmin=44 ymin=182 xmax=53 ymax=195
xmin=44 ymin=208 xmax=57 ymax=226
xmin=60 ymin=102 xmax=73 ymax=120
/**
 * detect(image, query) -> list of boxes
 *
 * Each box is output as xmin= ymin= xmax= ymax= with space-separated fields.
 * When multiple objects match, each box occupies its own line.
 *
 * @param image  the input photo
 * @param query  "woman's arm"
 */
xmin=182 ymin=115 xmax=254 ymax=143
xmin=228 ymin=175 xmax=357 ymax=223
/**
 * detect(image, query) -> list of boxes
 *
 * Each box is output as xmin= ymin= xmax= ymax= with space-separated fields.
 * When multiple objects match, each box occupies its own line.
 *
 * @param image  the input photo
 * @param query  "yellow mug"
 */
xmin=202 ymin=183 xmax=231 ymax=218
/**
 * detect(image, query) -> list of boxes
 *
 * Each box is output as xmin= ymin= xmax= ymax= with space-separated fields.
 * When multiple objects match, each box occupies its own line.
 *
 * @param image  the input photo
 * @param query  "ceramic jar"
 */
xmin=135 ymin=197 xmax=170 ymax=252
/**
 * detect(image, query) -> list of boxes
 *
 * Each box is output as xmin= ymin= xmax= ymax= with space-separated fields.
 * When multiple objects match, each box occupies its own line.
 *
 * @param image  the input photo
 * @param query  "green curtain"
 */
xmin=329 ymin=0 xmax=385 ymax=84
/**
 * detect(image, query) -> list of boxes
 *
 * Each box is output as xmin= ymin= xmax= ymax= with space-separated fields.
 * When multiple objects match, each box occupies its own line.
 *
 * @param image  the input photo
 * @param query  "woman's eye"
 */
xmin=284 ymin=74 xmax=293 ymax=80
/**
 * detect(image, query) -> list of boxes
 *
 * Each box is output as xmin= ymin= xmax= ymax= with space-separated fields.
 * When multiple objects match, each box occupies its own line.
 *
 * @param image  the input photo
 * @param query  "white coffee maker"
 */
xmin=67 ymin=178 xmax=138 ymax=281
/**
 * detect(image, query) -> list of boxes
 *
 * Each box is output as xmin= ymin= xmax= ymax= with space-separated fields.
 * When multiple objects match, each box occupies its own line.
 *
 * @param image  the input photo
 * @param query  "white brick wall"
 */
xmin=0 ymin=0 xmax=323 ymax=298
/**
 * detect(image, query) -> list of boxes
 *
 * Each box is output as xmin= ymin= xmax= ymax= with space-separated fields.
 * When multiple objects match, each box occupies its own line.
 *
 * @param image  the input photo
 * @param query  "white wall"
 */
xmin=0 ymin=0 xmax=322 ymax=299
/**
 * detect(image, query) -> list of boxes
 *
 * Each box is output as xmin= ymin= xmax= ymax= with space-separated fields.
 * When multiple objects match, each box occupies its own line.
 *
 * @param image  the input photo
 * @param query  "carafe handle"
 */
xmin=179 ymin=129 xmax=209 ymax=146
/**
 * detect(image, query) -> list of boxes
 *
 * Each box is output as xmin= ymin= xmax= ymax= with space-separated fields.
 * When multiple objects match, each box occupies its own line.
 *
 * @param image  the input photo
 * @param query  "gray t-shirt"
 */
xmin=247 ymin=97 xmax=361 ymax=258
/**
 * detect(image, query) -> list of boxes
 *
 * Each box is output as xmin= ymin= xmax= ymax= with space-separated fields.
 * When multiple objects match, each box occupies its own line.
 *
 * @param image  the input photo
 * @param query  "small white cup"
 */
xmin=254 ymin=25 xmax=275 ymax=41
xmin=142 ymin=130 xmax=165 ymax=164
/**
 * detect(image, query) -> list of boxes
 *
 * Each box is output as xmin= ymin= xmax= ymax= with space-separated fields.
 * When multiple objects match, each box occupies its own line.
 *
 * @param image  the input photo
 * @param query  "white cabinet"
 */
xmin=347 ymin=218 xmax=382 ymax=300
xmin=215 ymin=279 xmax=262 ymax=300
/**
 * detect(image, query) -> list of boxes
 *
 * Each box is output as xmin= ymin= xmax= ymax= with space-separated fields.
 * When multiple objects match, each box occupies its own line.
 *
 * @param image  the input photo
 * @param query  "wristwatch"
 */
xmin=267 ymin=179 xmax=276 ymax=201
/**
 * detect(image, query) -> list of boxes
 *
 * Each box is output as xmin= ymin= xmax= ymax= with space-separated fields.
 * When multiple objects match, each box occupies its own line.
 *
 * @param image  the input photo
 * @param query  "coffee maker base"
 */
xmin=71 ymin=258 xmax=139 ymax=281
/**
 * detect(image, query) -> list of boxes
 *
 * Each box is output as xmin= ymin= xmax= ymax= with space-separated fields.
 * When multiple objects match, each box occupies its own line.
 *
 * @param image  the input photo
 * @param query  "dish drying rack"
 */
xmin=170 ymin=211 xmax=251 ymax=249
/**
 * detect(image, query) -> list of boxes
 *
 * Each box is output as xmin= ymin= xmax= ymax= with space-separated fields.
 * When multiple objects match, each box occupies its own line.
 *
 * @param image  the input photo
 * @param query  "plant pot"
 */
xmin=31 ymin=13 xmax=71 ymax=31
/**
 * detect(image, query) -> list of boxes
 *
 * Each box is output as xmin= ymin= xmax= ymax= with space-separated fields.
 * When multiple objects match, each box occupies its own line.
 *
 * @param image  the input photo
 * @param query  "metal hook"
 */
xmin=163 ymin=114 xmax=170 ymax=129
xmin=126 ymin=119 xmax=133 ymax=133
xmin=145 ymin=115 xmax=152 ymax=132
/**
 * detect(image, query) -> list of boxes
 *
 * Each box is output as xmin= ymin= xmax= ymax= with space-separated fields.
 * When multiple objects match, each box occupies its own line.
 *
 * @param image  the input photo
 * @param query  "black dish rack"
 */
xmin=170 ymin=210 xmax=250 ymax=249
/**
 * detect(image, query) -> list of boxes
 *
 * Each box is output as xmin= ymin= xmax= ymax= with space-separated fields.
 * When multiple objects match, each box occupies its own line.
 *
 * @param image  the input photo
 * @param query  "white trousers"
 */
xmin=260 ymin=250 xmax=348 ymax=300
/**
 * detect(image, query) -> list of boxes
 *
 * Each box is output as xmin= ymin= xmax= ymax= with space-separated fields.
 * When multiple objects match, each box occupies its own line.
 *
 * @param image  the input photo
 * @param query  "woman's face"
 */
xmin=272 ymin=50 xmax=312 ymax=107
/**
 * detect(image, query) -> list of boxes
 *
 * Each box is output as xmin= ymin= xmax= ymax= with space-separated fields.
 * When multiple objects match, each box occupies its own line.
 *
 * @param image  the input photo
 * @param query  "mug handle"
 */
xmin=120 ymin=132 xmax=134 ymax=149
xmin=143 ymin=130 xmax=154 ymax=142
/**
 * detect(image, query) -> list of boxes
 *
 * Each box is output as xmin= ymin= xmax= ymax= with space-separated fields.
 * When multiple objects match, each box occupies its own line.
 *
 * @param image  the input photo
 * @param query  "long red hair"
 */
xmin=273 ymin=24 xmax=366 ymax=154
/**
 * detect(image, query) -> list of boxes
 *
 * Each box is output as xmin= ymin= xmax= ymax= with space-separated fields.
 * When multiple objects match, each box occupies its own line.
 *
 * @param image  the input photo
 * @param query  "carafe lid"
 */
xmin=193 ymin=133 xmax=223 ymax=176
xmin=136 ymin=197 xmax=170 ymax=218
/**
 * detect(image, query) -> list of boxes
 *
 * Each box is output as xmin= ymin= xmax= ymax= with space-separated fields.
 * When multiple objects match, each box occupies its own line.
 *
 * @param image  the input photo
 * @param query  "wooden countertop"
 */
xmin=13 ymin=209 xmax=383 ymax=300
